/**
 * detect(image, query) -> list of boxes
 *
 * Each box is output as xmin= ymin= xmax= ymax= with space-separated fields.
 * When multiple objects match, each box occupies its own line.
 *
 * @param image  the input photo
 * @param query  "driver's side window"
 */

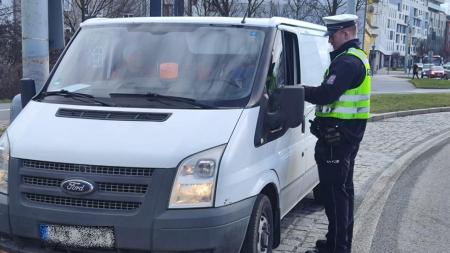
xmin=266 ymin=31 xmax=285 ymax=96
xmin=266 ymin=30 xmax=300 ymax=112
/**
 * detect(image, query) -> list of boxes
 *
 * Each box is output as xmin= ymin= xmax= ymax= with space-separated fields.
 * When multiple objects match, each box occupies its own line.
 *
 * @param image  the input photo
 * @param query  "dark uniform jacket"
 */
xmin=304 ymin=39 xmax=367 ymax=144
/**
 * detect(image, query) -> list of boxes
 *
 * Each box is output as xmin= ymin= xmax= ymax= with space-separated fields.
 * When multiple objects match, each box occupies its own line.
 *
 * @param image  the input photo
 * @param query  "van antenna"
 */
xmin=241 ymin=5 xmax=250 ymax=24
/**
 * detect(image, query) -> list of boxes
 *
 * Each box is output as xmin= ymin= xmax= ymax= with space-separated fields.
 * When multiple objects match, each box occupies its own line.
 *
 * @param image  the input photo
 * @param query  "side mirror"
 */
xmin=20 ymin=78 xmax=36 ymax=108
xmin=278 ymin=85 xmax=305 ymax=128
xmin=266 ymin=85 xmax=305 ymax=130
xmin=10 ymin=79 xmax=37 ymax=123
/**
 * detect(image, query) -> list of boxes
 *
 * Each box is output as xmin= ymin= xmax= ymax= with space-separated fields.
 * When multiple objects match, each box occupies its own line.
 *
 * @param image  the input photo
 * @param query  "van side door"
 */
xmin=267 ymin=27 xmax=309 ymax=217
xmin=297 ymin=31 xmax=331 ymax=172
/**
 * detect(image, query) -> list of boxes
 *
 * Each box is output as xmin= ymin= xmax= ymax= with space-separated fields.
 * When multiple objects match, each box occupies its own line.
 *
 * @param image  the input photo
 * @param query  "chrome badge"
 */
xmin=61 ymin=179 xmax=95 ymax=195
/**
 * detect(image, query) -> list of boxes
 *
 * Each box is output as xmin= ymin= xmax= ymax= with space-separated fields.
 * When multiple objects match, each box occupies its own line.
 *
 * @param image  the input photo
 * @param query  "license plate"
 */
xmin=39 ymin=224 xmax=115 ymax=248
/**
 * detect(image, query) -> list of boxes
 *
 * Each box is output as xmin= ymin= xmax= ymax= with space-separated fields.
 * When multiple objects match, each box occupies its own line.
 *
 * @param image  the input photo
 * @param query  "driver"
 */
xmin=112 ymin=42 xmax=155 ymax=79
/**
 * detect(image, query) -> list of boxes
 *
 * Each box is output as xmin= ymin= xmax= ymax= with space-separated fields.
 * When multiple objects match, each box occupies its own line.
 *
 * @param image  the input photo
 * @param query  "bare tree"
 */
xmin=210 ymin=0 xmax=237 ymax=16
xmin=190 ymin=0 xmax=215 ymax=16
xmin=0 ymin=2 xmax=21 ymax=99
xmin=64 ymin=0 xmax=144 ymax=34
xmin=415 ymin=39 xmax=430 ymax=58
xmin=286 ymin=0 xmax=316 ymax=20
xmin=356 ymin=0 xmax=366 ymax=12
xmin=64 ymin=0 xmax=114 ymax=34
xmin=247 ymin=0 xmax=265 ymax=17
xmin=318 ymin=0 xmax=346 ymax=16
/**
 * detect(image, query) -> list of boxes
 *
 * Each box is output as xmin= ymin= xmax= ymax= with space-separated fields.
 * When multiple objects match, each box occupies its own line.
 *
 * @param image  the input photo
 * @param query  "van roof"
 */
xmin=81 ymin=16 xmax=326 ymax=32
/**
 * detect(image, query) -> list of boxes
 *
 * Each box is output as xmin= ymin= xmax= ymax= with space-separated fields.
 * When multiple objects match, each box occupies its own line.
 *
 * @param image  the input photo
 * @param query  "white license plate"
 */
xmin=39 ymin=224 xmax=115 ymax=248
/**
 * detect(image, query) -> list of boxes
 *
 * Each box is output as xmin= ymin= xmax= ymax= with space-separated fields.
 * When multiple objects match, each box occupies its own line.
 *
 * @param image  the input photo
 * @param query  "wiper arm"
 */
xmin=38 ymin=90 xmax=116 ymax=107
xmin=110 ymin=92 xmax=216 ymax=109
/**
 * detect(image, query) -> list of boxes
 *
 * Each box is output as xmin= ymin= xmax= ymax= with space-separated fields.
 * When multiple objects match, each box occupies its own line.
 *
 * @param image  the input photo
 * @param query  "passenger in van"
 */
xmin=303 ymin=14 xmax=371 ymax=253
xmin=112 ymin=43 xmax=156 ymax=80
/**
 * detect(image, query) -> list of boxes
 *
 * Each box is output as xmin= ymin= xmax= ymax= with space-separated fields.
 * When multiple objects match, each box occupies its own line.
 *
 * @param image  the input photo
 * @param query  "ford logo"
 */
xmin=61 ymin=179 xmax=95 ymax=195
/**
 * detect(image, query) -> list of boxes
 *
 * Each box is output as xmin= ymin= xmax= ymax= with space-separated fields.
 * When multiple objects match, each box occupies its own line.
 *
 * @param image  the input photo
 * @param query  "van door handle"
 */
xmin=269 ymin=126 xmax=283 ymax=134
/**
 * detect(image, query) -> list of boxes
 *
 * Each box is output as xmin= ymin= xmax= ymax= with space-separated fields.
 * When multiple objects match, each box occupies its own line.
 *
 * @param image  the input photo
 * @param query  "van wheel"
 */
xmin=241 ymin=194 xmax=273 ymax=253
xmin=313 ymin=184 xmax=323 ymax=205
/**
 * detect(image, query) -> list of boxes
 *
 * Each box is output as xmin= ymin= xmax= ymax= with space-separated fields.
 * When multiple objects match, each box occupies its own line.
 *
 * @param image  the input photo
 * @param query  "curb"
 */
xmin=352 ymin=130 xmax=450 ymax=253
xmin=369 ymin=107 xmax=450 ymax=122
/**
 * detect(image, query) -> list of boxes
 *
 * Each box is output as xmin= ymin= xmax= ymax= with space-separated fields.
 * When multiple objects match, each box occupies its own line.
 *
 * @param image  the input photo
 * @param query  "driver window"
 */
xmin=266 ymin=31 xmax=285 ymax=96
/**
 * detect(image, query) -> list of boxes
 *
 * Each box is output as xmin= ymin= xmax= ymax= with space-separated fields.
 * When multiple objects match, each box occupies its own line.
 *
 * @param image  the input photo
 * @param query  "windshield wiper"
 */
xmin=109 ymin=92 xmax=216 ymax=109
xmin=38 ymin=90 xmax=116 ymax=107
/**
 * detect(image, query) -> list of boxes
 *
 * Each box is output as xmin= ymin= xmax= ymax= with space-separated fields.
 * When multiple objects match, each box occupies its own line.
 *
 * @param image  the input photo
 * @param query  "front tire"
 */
xmin=241 ymin=194 xmax=274 ymax=253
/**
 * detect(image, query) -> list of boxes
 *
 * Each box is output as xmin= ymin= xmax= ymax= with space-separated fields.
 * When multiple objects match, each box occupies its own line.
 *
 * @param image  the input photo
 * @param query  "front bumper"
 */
xmin=0 ymin=158 xmax=255 ymax=253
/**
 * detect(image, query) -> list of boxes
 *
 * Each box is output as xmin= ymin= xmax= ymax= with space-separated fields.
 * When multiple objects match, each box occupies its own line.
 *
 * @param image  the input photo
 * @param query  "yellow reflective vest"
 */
xmin=316 ymin=48 xmax=371 ymax=120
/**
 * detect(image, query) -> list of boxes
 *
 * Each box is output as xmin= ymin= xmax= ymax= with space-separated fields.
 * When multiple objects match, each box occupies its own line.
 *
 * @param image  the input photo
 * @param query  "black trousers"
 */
xmin=315 ymin=139 xmax=360 ymax=253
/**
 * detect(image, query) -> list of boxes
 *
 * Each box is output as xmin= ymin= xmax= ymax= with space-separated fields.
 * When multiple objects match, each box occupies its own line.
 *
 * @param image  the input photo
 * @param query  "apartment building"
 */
xmin=369 ymin=0 xmax=430 ymax=71
xmin=427 ymin=0 xmax=446 ymax=58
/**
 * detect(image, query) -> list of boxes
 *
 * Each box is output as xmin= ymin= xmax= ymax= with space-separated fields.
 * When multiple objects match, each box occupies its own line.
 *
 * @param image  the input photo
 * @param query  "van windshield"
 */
xmin=44 ymin=23 xmax=267 ymax=109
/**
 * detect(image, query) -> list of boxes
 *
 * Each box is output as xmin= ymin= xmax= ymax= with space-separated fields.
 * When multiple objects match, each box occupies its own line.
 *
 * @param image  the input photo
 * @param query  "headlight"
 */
xmin=169 ymin=145 xmax=225 ymax=209
xmin=0 ymin=132 xmax=9 ymax=194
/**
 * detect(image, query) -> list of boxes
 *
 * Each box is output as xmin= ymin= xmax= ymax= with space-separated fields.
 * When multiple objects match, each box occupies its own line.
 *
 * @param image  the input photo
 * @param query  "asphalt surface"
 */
xmin=276 ymin=112 xmax=450 ymax=252
xmin=372 ymin=74 xmax=450 ymax=94
xmin=370 ymin=140 xmax=450 ymax=253
xmin=0 ymin=103 xmax=10 ymax=123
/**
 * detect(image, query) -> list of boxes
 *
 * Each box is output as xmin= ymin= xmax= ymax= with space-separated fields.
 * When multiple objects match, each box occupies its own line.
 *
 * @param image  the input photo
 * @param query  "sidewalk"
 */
xmin=275 ymin=111 xmax=450 ymax=252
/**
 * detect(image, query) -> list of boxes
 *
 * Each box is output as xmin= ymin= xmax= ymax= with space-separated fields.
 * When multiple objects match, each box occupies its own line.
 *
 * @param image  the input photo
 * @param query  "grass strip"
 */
xmin=371 ymin=93 xmax=450 ymax=113
xmin=410 ymin=79 xmax=450 ymax=89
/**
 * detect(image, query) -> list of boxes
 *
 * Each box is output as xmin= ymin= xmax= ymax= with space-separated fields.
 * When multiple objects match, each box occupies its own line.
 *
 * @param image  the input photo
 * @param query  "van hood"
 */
xmin=8 ymin=101 xmax=243 ymax=168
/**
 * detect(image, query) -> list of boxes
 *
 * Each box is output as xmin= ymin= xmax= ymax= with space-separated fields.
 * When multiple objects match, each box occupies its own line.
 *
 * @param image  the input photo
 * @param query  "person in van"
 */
xmin=303 ymin=14 xmax=371 ymax=253
xmin=112 ymin=42 xmax=157 ymax=80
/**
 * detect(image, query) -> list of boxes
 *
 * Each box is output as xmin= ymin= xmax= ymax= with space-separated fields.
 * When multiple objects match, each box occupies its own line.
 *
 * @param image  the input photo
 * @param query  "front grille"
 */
xmin=56 ymin=108 xmax=171 ymax=122
xmin=20 ymin=159 xmax=153 ymax=211
xmin=23 ymin=176 xmax=148 ymax=194
xmin=25 ymin=193 xmax=141 ymax=211
xmin=23 ymin=160 xmax=152 ymax=176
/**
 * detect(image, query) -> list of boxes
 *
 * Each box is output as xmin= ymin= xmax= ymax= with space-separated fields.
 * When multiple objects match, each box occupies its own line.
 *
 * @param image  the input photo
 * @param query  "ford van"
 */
xmin=0 ymin=17 xmax=330 ymax=252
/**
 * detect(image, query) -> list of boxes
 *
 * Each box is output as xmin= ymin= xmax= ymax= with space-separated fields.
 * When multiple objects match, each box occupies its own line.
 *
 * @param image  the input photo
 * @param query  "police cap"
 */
xmin=323 ymin=14 xmax=358 ymax=37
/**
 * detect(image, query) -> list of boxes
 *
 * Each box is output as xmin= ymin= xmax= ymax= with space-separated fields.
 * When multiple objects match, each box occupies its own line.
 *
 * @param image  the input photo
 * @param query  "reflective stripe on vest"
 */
xmin=316 ymin=47 xmax=371 ymax=120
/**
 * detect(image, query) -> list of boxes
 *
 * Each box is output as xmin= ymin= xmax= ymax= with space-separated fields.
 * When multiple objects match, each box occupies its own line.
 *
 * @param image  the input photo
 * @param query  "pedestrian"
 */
xmin=412 ymin=63 xmax=419 ymax=79
xmin=304 ymin=14 xmax=371 ymax=253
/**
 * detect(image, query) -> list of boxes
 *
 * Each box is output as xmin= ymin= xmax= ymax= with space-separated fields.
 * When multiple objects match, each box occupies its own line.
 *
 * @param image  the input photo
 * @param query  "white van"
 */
xmin=0 ymin=17 xmax=330 ymax=252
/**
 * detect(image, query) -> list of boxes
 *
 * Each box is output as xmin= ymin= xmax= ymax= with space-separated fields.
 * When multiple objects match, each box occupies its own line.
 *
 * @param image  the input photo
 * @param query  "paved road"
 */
xmin=275 ymin=112 xmax=450 ymax=252
xmin=370 ymin=140 xmax=450 ymax=253
xmin=0 ymin=103 xmax=10 ymax=123
xmin=372 ymin=74 xmax=450 ymax=94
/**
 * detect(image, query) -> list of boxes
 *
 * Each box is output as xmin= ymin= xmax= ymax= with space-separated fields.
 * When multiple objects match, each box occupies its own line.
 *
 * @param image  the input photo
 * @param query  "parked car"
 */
xmin=0 ymin=17 xmax=330 ymax=253
xmin=429 ymin=65 xmax=445 ymax=78
xmin=421 ymin=63 xmax=434 ymax=78
xmin=443 ymin=63 xmax=450 ymax=78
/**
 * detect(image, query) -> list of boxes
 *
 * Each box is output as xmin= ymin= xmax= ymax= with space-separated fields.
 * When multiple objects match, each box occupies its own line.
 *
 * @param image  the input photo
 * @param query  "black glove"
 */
xmin=309 ymin=119 xmax=320 ymax=138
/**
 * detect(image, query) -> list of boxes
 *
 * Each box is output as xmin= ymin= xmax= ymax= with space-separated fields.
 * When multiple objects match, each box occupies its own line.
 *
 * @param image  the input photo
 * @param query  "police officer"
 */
xmin=304 ymin=14 xmax=371 ymax=253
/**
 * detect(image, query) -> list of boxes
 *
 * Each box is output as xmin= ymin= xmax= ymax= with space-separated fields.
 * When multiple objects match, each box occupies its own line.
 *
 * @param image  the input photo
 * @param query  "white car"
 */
xmin=0 ymin=17 xmax=330 ymax=253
